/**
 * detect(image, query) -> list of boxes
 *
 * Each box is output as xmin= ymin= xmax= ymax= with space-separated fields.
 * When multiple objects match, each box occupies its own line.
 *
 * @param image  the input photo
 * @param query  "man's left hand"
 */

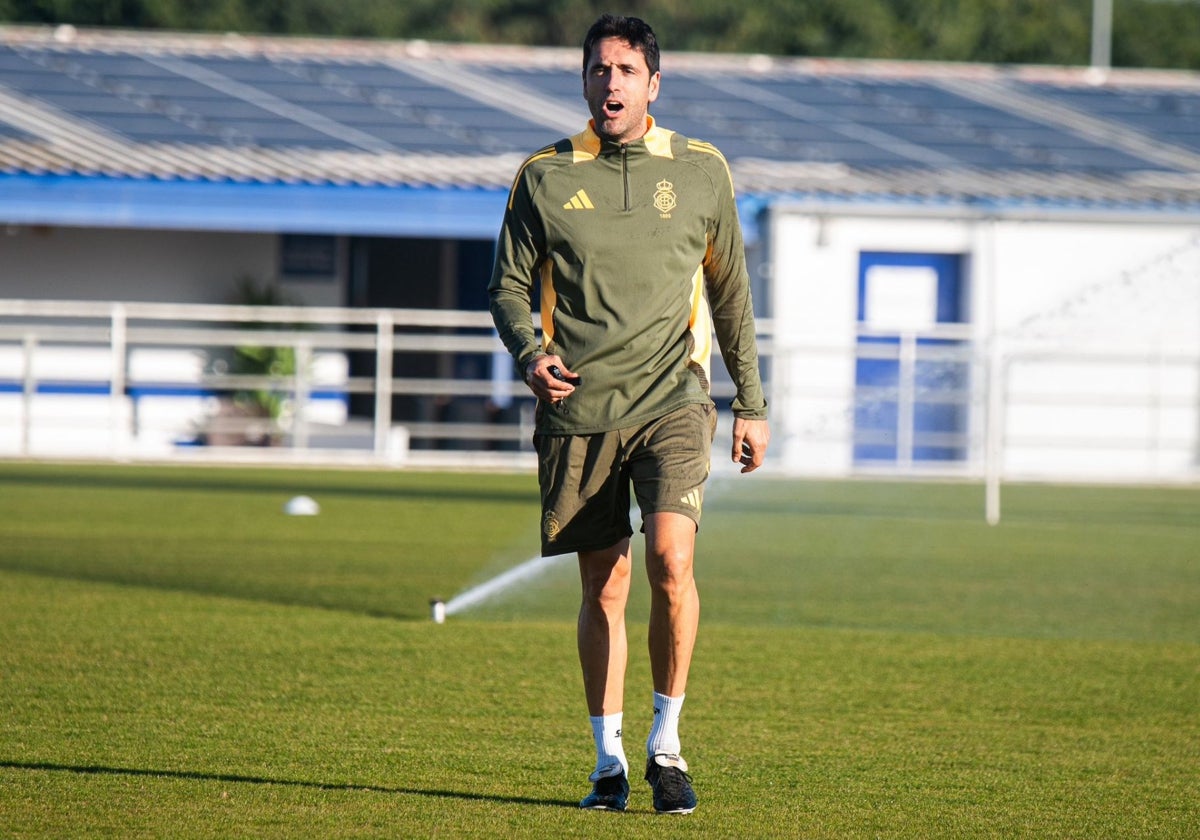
xmin=731 ymin=417 xmax=770 ymax=474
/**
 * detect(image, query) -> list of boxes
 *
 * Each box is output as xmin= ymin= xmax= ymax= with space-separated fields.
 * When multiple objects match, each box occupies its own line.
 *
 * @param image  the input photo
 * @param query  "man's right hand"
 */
xmin=524 ymin=355 xmax=579 ymax=404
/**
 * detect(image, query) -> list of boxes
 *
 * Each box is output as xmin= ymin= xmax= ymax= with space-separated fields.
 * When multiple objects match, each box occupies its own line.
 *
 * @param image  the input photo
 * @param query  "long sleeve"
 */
xmin=489 ymin=159 xmax=547 ymax=370
xmin=704 ymin=162 xmax=768 ymax=419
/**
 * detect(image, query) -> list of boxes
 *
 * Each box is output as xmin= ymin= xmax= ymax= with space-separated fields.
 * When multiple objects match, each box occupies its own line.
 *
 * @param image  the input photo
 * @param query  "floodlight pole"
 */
xmin=1091 ymin=0 xmax=1113 ymax=70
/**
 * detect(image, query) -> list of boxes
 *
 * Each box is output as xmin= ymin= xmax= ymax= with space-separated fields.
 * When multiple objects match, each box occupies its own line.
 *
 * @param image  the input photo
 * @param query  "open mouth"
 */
xmin=603 ymin=100 xmax=624 ymax=117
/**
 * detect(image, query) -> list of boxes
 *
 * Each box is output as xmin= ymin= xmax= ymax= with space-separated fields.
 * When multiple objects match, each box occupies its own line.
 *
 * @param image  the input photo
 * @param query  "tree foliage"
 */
xmin=1 ymin=0 xmax=1197 ymax=70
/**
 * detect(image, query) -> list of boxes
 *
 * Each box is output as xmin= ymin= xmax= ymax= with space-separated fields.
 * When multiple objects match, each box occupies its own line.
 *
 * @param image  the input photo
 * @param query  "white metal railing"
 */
xmin=2 ymin=299 xmax=1196 ymax=521
xmin=0 ymin=299 xmax=526 ymax=466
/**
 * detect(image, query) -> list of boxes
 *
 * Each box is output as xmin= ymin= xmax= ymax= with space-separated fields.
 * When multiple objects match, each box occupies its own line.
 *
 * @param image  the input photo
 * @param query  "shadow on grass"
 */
xmin=0 ymin=467 xmax=534 ymax=507
xmin=1 ymin=760 xmax=577 ymax=809
xmin=0 ymin=563 xmax=429 ymax=621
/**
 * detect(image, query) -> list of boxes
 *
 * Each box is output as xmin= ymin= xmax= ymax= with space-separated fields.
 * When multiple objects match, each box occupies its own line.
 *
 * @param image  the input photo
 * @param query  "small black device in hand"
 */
xmin=548 ymin=365 xmax=580 ymax=384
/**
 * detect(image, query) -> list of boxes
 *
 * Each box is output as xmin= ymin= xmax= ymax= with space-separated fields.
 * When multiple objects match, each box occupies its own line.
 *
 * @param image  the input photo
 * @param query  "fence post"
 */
xmin=293 ymin=340 xmax=312 ymax=451
xmin=21 ymin=333 xmax=36 ymax=456
xmin=110 ymin=303 xmax=128 ymax=457
xmin=985 ymin=350 xmax=1006 ymax=526
xmin=897 ymin=331 xmax=917 ymax=469
xmin=373 ymin=312 xmax=394 ymax=457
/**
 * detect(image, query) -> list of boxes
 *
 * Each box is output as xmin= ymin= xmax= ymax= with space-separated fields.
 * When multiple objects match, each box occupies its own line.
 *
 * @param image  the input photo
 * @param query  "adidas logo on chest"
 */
xmin=563 ymin=189 xmax=595 ymax=210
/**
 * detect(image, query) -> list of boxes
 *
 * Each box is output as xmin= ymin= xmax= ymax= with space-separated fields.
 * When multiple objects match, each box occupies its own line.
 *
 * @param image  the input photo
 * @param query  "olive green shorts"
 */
xmin=534 ymin=402 xmax=718 ymax=556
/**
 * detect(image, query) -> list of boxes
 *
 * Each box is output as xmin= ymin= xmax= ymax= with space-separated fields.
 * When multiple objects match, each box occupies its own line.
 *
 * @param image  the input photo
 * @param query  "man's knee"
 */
xmin=579 ymin=544 xmax=633 ymax=608
xmin=646 ymin=543 xmax=695 ymax=600
xmin=644 ymin=513 xmax=696 ymax=594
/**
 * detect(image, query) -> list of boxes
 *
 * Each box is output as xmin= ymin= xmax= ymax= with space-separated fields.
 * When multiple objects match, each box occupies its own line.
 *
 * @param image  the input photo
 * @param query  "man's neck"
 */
xmin=589 ymin=116 xmax=655 ymax=146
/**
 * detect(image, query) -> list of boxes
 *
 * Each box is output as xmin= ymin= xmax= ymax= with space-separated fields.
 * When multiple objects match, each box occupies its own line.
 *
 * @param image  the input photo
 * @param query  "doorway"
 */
xmin=853 ymin=251 xmax=969 ymax=465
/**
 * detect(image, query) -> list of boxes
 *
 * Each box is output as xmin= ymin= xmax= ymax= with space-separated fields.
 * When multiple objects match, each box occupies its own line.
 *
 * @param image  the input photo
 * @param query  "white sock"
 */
xmin=589 ymin=713 xmax=628 ymax=781
xmin=647 ymin=692 xmax=685 ymax=757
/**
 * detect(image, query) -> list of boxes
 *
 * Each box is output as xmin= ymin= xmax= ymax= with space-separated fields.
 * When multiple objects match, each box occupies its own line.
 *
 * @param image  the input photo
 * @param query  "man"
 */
xmin=488 ymin=14 xmax=769 ymax=815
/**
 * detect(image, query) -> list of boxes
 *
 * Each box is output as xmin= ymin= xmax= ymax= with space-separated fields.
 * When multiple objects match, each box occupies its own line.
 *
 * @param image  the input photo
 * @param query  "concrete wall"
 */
xmin=0 ymin=225 xmax=346 ymax=307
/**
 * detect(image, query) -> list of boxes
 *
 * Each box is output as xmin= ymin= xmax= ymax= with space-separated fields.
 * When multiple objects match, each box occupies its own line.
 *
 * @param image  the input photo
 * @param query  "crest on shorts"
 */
xmin=653 ymin=179 xmax=677 ymax=217
xmin=543 ymin=509 xmax=562 ymax=542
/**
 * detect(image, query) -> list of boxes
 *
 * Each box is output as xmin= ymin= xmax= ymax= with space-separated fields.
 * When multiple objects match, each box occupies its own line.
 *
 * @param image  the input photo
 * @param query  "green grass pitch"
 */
xmin=1 ymin=462 xmax=1197 ymax=838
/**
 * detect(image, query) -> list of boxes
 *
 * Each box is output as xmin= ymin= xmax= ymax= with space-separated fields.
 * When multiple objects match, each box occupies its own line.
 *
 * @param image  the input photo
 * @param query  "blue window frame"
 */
xmin=854 ymin=251 xmax=969 ymax=464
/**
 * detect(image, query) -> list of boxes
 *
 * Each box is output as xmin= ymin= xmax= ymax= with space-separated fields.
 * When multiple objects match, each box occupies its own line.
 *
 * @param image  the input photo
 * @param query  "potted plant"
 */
xmin=199 ymin=277 xmax=301 ymax=446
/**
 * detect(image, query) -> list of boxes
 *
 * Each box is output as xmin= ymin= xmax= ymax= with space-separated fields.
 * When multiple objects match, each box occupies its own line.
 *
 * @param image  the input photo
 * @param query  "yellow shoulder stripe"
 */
xmin=506 ymin=144 xmax=560 ymax=210
xmin=570 ymin=129 xmax=600 ymax=161
xmin=687 ymin=139 xmax=736 ymax=198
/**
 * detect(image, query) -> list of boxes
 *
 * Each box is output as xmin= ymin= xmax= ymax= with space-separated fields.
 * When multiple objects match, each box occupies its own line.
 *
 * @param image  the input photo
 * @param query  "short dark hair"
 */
xmin=582 ymin=14 xmax=660 ymax=77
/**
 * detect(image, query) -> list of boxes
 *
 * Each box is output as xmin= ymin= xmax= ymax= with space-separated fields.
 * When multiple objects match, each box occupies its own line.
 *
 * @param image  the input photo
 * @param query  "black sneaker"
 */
xmin=579 ymin=770 xmax=629 ymax=812
xmin=644 ymin=754 xmax=697 ymax=814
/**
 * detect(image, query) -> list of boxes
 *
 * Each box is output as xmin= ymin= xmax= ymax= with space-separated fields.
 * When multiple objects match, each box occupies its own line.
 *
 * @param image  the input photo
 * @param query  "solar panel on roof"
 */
xmin=0 ymin=46 xmax=559 ymax=154
xmin=1020 ymin=82 xmax=1200 ymax=156
xmin=0 ymin=117 xmax=35 ymax=141
xmin=2 ymin=34 xmax=1199 ymax=201
xmin=491 ymin=67 xmax=581 ymax=96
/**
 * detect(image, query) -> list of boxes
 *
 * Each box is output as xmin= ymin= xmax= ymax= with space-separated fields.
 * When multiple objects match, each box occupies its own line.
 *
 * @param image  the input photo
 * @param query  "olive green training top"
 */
xmin=488 ymin=117 xmax=768 ymax=435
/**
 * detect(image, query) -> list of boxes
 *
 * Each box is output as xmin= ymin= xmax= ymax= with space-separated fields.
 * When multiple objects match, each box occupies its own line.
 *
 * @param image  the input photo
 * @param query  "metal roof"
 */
xmin=3 ymin=23 xmax=1200 ymax=235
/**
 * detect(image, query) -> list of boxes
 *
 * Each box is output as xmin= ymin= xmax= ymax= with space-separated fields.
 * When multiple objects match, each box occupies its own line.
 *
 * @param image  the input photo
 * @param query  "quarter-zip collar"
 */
xmin=569 ymin=117 xmax=676 ymax=211
xmin=573 ymin=116 xmax=676 ymax=160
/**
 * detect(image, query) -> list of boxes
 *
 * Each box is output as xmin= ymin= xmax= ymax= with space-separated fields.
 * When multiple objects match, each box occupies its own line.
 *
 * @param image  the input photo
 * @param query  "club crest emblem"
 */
xmin=653 ymin=179 xmax=677 ymax=216
xmin=543 ymin=510 xmax=562 ymax=542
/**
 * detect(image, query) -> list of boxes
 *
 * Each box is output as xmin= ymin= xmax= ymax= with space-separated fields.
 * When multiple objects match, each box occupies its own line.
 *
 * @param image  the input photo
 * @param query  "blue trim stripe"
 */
xmin=0 ymin=382 xmax=348 ymax=402
xmin=0 ymin=174 xmax=510 ymax=239
xmin=0 ymin=173 xmax=770 ymax=244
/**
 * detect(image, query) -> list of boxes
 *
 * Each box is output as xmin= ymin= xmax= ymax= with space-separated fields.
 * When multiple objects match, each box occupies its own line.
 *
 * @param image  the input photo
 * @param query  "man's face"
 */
xmin=583 ymin=36 xmax=660 ymax=145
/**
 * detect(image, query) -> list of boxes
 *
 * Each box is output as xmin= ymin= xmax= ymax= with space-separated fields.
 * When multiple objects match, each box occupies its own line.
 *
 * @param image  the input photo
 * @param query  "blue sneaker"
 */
xmin=644 ymin=754 xmax=696 ymax=814
xmin=580 ymin=770 xmax=629 ymax=812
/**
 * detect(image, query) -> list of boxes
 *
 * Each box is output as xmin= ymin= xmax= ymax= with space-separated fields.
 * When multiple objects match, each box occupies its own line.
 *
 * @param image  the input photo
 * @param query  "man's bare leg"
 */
xmin=643 ymin=512 xmax=699 ymax=697
xmin=642 ymin=511 xmax=700 ymax=813
xmin=578 ymin=538 xmax=633 ymax=791
xmin=577 ymin=538 xmax=633 ymax=715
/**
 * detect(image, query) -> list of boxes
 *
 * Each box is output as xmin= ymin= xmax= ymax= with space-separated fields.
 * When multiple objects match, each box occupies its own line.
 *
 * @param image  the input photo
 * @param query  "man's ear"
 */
xmin=648 ymin=71 xmax=661 ymax=103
